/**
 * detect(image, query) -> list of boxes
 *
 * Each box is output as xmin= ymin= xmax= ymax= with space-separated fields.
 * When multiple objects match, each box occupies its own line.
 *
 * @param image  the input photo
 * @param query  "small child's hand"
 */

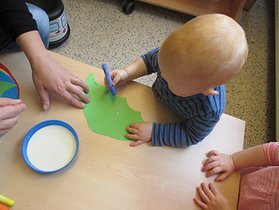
xmin=201 ymin=150 xmax=235 ymax=182
xmin=104 ymin=69 xmax=128 ymax=90
xmin=193 ymin=182 xmax=231 ymax=210
xmin=125 ymin=122 xmax=152 ymax=147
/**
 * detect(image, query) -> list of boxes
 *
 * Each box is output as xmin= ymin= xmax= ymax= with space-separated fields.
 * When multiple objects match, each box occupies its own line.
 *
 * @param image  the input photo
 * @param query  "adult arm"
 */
xmin=16 ymin=31 xmax=90 ymax=110
xmin=1 ymin=1 xmax=89 ymax=109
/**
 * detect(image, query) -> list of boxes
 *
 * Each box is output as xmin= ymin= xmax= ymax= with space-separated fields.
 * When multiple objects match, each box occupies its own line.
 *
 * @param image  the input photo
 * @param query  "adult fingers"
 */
xmin=53 ymin=85 xmax=85 ymax=109
xmin=71 ymin=76 xmax=89 ymax=94
xmin=0 ymin=114 xmax=20 ymax=131
xmin=35 ymin=83 xmax=50 ymax=111
xmin=66 ymin=84 xmax=90 ymax=104
xmin=0 ymin=98 xmax=22 ymax=107
xmin=0 ymin=127 xmax=12 ymax=137
xmin=0 ymin=103 xmax=26 ymax=120
xmin=0 ymin=107 xmax=24 ymax=136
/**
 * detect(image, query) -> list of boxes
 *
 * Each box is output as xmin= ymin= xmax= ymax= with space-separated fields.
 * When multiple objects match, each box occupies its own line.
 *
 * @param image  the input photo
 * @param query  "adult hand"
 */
xmin=125 ymin=122 xmax=152 ymax=147
xmin=0 ymin=98 xmax=26 ymax=137
xmin=16 ymin=31 xmax=90 ymax=110
xmin=202 ymin=150 xmax=235 ymax=181
xmin=31 ymin=54 xmax=90 ymax=110
xmin=194 ymin=182 xmax=231 ymax=210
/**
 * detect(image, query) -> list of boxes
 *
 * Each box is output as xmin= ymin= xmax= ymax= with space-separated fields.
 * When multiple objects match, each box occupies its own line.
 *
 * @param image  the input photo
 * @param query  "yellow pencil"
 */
xmin=0 ymin=194 xmax=15 ymax=207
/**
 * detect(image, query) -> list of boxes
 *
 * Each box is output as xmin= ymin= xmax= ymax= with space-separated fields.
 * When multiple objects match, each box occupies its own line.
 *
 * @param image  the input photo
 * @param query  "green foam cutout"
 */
xmin=83 ymin=73 xmax=144 ymax=140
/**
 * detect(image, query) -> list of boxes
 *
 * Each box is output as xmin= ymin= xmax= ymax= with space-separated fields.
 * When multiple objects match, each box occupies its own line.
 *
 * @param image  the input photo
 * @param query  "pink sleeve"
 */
xmin=262 ymin=142 xmax=279 ymax=165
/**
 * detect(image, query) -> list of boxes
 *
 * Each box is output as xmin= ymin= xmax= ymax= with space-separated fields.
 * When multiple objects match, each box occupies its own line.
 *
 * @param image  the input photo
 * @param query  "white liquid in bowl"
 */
xmin=27 ymin=125 xmax=77 ymax=172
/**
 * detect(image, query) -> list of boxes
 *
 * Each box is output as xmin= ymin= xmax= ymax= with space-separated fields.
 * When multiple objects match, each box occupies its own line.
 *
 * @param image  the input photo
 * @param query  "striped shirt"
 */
xmin=141 ymin=48 xmax=226 ymax=147
xmin=238 ymin=142 xmax=279 ymax=210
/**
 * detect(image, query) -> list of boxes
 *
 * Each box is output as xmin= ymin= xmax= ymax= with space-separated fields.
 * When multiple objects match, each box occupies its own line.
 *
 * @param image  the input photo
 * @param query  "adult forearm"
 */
xmin=16 ymin=30 xmax=49 ymax=67
xmin=123 ymin=57 xmax=148 ymax=81
xmin=232 ymin=144 xmax=267 ymax=170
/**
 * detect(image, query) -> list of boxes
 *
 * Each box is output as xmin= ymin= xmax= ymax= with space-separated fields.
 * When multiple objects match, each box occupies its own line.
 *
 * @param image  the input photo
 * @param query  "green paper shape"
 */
xmin=83 ymin=73 xmax=144 ymax=140
xmin=0 ymin=81 xmax=16 ymax=96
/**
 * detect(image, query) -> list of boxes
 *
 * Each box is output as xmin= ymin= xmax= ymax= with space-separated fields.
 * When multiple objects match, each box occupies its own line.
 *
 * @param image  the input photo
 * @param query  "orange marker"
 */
xmin=0 ymin=203 xmax=9 ymax=210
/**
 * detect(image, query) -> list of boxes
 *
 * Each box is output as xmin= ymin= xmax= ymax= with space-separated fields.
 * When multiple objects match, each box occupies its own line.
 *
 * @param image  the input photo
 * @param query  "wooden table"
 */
xmin=0 ymin=51 xmax=245 ymax=210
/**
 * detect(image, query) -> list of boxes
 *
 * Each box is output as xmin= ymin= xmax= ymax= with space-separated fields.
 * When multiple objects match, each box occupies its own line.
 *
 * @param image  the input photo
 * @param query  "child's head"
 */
xmin=158 ymin=14 xmax=248 ymax=97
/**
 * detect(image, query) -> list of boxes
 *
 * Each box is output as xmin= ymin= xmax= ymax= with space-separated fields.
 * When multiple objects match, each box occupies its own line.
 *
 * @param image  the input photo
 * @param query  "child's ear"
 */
xmin=202 ymin=88 xmax=219 ymax=96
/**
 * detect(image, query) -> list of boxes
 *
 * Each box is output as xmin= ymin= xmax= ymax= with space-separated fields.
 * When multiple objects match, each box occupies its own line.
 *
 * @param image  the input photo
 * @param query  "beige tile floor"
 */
xmin=52 ymin=0 xmax=275 ymax=148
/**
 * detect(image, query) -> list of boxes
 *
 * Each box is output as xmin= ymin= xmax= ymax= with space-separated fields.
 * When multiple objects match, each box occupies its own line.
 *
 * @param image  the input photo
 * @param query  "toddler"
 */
xmin=106 ymin=14 xmax=248 ymax=147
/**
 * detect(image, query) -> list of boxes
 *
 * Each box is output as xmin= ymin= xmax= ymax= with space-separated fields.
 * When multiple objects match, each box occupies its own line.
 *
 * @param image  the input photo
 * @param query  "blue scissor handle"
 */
xmin=102 ymin=63 xmax=116 ymax=96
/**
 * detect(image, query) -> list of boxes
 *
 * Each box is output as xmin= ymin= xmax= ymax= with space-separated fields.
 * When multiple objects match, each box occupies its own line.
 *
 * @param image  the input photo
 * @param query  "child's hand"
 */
xmin=104 ymin=69 xmax=129 ymax=90
xmin=202 ymin=150 xmax=235 ymax=182
xmin=125 ymin=122 xmax=152 ymax=147
xmin=193 ymin=182 xmax=231 ymax=210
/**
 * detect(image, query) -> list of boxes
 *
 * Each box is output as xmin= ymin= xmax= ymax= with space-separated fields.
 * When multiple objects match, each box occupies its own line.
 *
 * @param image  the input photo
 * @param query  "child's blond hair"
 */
xmin=158 ymin=14 xmax=248 ymax=94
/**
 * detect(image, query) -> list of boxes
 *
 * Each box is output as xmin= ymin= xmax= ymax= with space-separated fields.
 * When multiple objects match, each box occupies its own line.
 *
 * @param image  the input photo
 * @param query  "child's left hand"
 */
xmin=125 ymin=122 xmax=152 ymax=147
xmin=202 ymin=150 xmax=235 ymax=182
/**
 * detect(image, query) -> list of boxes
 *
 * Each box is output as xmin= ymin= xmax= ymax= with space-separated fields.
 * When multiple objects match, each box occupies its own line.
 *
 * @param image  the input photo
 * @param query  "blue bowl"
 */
xmin=22 ymin=120 xmax=79 ymax=174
